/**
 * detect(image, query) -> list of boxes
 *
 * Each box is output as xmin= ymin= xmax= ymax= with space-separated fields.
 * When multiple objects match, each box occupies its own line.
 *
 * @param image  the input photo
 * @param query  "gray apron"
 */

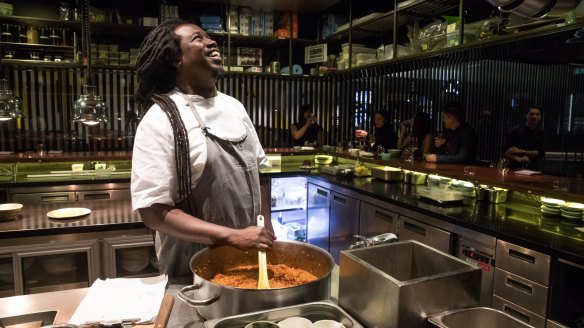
xmin=155 ymin=96 xmax=262 ymax=278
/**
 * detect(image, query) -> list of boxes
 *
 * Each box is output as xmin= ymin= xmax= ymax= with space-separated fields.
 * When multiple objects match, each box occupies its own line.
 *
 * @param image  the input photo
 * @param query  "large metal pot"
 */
xmin=177 ymin=240 xmax=334 ymax=319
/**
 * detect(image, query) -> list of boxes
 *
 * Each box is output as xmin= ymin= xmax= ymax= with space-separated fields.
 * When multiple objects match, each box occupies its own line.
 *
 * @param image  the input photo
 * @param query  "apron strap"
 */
xmin=183 ymin=95 xmax=210 ymax=136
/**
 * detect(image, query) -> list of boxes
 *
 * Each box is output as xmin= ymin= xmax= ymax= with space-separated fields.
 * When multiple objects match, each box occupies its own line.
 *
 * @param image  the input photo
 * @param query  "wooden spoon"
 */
xmin=257 ymin=215 xmax=270 ymax=289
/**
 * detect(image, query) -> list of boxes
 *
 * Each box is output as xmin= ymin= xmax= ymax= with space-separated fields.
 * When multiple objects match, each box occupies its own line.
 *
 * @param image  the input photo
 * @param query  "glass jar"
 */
xmin=59 ymin=1 xmax=70 ymax=21
xmin=49 ymin=28 xmax=60 ymax=46
xmin=1 ymin=23 xmax=13 ymax=42
xmin=38 ymin=28 xmax=49 ymax=45
xmin=26 ymin=26 xmax=38 ymax=44
xmin=17 ymin=25 xmax=28 ymax=43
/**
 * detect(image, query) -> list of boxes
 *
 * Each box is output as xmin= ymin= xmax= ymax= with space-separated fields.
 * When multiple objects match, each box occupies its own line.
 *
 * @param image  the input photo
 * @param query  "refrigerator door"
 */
xmin=307 ymin=183 xmax=330 ymax=252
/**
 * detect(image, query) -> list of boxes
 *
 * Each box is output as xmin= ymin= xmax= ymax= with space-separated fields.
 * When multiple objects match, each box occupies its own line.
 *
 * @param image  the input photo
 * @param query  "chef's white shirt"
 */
xmin=131 ymin=89 xmax=268 ymax=211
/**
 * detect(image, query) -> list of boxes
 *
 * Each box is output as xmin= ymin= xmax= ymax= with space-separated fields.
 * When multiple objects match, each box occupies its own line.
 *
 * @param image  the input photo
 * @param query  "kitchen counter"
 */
xmin=0 ymin=267 xmax=341 ymax=328
xmin=0 ymin=284 xmax=206 ymax=328
xmin=0 ymin=200 xmax=143 ymax=239
xmin=307 ymin=174 xmax=584 ymax=264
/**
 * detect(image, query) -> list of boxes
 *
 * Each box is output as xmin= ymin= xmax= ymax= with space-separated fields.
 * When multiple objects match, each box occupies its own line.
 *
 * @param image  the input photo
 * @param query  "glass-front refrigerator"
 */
xmin=270 ymin=177 xmax=307 ymax=242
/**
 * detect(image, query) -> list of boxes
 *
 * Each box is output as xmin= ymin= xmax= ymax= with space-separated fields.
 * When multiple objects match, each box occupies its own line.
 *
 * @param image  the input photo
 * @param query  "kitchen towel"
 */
xmin=69 ymin=275 xmax=168 ymax=325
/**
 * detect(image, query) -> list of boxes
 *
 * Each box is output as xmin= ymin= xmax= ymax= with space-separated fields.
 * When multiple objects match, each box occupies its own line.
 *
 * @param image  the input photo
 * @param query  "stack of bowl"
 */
xmin=458 ymin=181 xmax=476 ymax=198
xmin=0 ymin=203 xmax=23 ymax=220
xmin=117 ymin=247 xmax=151 ymax=273
xmin=540 ymin=198 xmax=565 ymax=217
xmin=427 ymin=174 xmax=441 ymax=187
xmin=560 ymin=202 xmax=584 ymax=221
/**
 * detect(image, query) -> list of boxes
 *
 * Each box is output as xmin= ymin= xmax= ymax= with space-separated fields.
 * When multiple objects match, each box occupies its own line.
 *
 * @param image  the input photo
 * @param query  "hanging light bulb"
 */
xmin=0 ymin=79 xmax=24 ymax=121
xmin=73 ymin=84 xmax=108 ymax=125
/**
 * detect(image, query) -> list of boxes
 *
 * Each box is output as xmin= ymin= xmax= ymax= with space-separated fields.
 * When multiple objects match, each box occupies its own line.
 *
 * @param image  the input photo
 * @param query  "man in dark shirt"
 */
xmin=503 ymin=106 xmax=545 ymax=170
xmin=425 ymin=101 xmax=477 ymax=164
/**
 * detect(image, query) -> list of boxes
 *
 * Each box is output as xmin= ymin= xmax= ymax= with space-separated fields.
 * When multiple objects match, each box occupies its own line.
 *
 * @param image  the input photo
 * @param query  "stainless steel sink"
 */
xmin=339 ymin=240 xmax=481 ymax=328
xmin=428 ymin=307 xmax=535 ymax=328
xmin=0 ymin=311 xmax=57 ymax=327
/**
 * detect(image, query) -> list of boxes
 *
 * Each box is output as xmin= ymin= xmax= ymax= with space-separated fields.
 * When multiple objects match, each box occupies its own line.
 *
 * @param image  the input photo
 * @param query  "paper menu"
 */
xmin=69 ymin=275 xmax=168 ymax=325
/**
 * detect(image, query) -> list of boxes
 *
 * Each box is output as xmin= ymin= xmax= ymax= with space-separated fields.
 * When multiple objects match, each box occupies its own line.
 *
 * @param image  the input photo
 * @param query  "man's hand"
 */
xmin=226 ymin=226 xmax=276 ymax=251
xmin=434 ymin=136 xmax=446 ymax=148
xmin=425 ymin=154 xmax=437 ymax=163
xmin=355 ymin=129 xmax=368 ymax=139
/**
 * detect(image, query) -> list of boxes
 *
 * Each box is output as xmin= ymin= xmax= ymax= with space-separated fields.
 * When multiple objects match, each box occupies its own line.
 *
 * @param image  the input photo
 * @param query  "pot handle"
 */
xmin=177 ymin=284 xmax=220 ymax=306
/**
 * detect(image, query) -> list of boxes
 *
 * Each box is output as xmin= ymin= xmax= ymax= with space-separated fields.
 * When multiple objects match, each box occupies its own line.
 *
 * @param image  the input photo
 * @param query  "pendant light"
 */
xmin=0 ymin=78 xmax=24 ymax=121
xmin=72 ymin=0 xmax=107 ymax=125
xmin=73 ymin=84 xmax=108 ymax=125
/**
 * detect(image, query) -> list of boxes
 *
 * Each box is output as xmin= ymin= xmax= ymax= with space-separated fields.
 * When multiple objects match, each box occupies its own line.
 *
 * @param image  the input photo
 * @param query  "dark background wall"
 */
xmin=1 ymin=57 xmax=583 ymax=176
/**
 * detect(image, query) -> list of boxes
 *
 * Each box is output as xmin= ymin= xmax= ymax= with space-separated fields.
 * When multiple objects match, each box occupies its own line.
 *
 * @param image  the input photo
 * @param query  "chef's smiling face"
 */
xmin=174 ymin=24 xmax=223 ymax=77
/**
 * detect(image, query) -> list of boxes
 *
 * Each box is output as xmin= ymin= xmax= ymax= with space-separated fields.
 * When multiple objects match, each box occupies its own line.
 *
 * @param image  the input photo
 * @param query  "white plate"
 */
xmin=47 ymin=207 xmax=91 ymax=220
xmin=562 ymin=202 xmax=584 ymax=211
xmin=541 ymin=198 xmax=565 ymax=207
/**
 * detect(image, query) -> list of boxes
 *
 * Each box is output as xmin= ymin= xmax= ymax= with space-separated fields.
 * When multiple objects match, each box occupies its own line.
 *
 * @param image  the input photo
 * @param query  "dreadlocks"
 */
xmin=135 ymin=19 xmax=194 ymax=212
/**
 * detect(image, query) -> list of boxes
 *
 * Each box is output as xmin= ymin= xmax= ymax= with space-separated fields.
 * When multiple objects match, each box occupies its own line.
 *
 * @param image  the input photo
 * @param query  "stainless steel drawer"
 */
xmin=496 ymin=240 xmax=550 ymax=286
xmin=398 ymin=216 xmax=453 ymax=253
xmin=492 ymin=295 xmax=546 ymax=328
xmin=359 ymin=202 xmax=397 ymax=236
xmin=77 ymin=189 xmax=130 ymax=201
xmin=11 ymin=192 xmax=76 ymax=204
xmin=493 ymin=268 xmax=548 ymax=316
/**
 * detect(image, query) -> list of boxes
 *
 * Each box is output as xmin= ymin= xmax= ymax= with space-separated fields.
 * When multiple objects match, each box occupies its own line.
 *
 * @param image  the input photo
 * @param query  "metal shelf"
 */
xmin=325 ymin=0 xmax=464 ymax=42
xmin=0 ymin=15 xmax=81 ymax=30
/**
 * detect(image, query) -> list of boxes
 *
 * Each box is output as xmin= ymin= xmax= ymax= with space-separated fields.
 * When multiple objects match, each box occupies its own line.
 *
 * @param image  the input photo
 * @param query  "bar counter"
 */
xmin=1 ymin=149 xmax=582 ymax=203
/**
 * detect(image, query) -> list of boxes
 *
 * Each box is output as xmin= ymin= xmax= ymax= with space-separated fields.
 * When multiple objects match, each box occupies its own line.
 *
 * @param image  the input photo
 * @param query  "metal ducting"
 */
xmin=494 ymin=0 xmax=581 ymax=18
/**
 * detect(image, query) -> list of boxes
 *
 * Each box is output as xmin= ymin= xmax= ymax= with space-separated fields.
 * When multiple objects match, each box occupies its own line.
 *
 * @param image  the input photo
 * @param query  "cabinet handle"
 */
xmin=333 ymin=195 xmax=346 ymax=204
xmin=506 ymin=277 xmax=533 ymax=294
xmin=81 ymin=192 xmax=111 ymax=200
xmin=503 ymin=304 xmax=531 ymax=324
xmin=41 ymin=195 xmax=71 ymax=202
xmin=374 ymin=210 xmax=393 ymax=223
xmin=317 ymin=189 xmax=329 ymax=197
xmin=509 ymin=249 xmax=535 ymax=264
xmin=403 ymin=221 xmax=426 ymax=236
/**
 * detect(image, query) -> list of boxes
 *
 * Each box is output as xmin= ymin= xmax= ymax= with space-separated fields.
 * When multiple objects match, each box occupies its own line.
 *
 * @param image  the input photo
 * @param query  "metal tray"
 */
xmin=417 ymin=186 xmax=464 ymax=204
xmin=370 ymin=166 xmax=403 ymax=181
xmin=204 ymin=300 xmax=364 ymax=328
xmin=320 ymin=165 xmax=354 ymax=176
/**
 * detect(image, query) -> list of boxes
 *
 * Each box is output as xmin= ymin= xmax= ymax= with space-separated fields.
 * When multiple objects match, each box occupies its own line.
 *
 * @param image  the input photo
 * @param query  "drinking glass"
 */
xmin=368 ymin=135 xmax=376 ymax=151
xmin=497 ymin=158 xmax=509 ymax=176
xmin=464 ymin=166 xmax=476 ymax=178
xmin=376 ymin=145 xmax=385 ymax=157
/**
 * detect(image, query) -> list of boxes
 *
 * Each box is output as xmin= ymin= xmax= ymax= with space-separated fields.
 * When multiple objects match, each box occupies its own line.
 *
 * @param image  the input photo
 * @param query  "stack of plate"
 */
xmin=41 ymin=254 xmax=76 ymax=274
xmin=540 ymin=198 xmax=565 ymax=216
xmin=118 ymin=247 xmax=151 ymax=273
xmin=560 ymin=202 xmax=584 ymax=221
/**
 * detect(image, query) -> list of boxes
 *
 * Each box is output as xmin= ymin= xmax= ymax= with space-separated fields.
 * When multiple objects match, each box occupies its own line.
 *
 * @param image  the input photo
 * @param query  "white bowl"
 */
xmin=279 ymin=316 xmax=313 ymax=328
xmin=313 ymin=320 xmax=345 ymax=328
xmin=0 ymin=203 xmax=23 ymax=218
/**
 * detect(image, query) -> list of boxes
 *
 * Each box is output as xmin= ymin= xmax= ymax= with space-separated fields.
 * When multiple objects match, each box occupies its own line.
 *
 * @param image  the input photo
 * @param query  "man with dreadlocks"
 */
xmin=131 ymin=19 xmax=275 ymax=279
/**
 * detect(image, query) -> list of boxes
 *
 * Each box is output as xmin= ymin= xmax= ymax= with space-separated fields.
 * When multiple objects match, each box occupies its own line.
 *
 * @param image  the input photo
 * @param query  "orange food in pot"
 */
xmin=211 ymin=263 xmax=318 ymax=289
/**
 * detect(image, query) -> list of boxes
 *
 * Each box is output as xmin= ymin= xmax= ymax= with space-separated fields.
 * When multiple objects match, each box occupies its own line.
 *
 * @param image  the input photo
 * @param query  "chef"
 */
xmin=131 ymin=19 xmax=275 ymax=279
